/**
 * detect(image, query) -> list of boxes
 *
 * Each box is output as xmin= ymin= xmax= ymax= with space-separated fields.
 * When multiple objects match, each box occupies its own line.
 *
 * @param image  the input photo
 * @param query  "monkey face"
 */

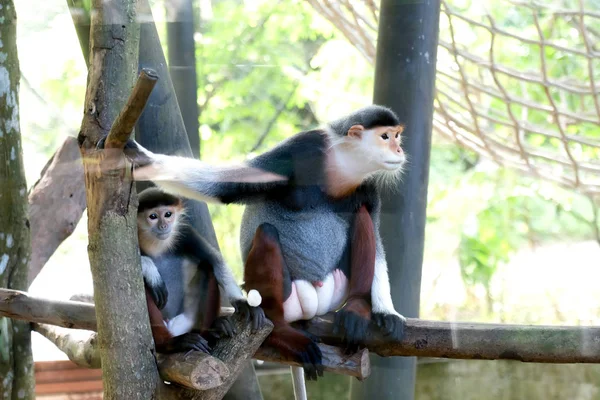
xmin=347 ymin=124 xmax=406 ymax=173
xmin=142 ymin=205 xmax=179 ymax=240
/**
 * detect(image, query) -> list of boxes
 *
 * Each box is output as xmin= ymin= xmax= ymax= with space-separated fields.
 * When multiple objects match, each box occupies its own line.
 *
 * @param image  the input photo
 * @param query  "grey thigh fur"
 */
xmin=240 ymin=200 xmax=350 ymax=283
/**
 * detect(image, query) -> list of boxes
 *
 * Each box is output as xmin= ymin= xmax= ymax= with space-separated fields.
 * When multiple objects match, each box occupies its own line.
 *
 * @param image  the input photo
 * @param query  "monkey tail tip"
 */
xmin=247 ymin=289 xmax=262 ymax=307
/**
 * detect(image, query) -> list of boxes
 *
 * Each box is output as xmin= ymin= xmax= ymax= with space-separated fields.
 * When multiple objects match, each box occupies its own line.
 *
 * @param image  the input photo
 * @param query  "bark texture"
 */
xmin=5 ymin=291 xmax=600 ymax=365
xmin=166 ymin=315 xmax=273 ymax=400
xmin=27 ymin=137 xmax=86 ymax=285
xmin=77 ymin=0 xmax=160 ymax=398
xmin=0 ymin=289 xmax=97 ymax=330
xmin=0 ymin=1 xmax=35 ymax=398
xmin=33 ymin=323 xmax=101 ymax=369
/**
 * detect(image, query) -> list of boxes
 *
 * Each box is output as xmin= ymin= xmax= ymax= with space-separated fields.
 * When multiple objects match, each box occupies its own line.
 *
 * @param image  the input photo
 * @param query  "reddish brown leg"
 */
xmin=243 ymin=223 xmax=323 ymax=380
xmin=146 ymin=287 xmax=211 ymax=354
xmin=200 ymin=269 xmax=237 ymax=342
xmin=334 ymin=204 xmax=376 ymax=352
xmin=146 ymin=288 xmax=173 ymax=350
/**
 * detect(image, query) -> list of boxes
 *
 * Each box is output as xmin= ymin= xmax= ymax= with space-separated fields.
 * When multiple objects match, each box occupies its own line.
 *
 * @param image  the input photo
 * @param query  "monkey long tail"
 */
xmin=291 ymin=366 xmax=308 ymax=400
xmin=132 ymin=152 xmax=288 ymax=205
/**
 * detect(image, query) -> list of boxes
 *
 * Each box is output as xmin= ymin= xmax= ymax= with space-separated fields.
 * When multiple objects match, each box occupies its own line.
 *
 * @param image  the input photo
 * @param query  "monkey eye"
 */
xmin=165 ymin=211 xmax=172 ymax=218
xmin=381 ymin=133 xmax=389 ymax=140
xmin=149 ymin=213 xmax=158 ymax=220
xmin=395 ymin=133 xmax=400 ymax=139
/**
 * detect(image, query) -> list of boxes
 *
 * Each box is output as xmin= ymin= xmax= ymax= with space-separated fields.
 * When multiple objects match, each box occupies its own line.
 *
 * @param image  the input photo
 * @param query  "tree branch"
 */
xmin=4 ymin=288 xmax=600 ymax=364
xmin=77 ymin=1 xmax=159 ymax=396
xmin=300 ymin=314 xmax=600 ymax=363
xmin=104 ymin=68 xmax=158 ymax=149
xmin=32 ymin=323 xmax=231 ymax=391
xmin=0 ymin=289 xmax=96 ymax=330
xmin=156 ymin=352 xmax=230 ymax=391
xmin=33 ymin=323 xmax=100 ymax=368
xmin=255 ymin=344 xmax=370 ymax=381
xmin=249 ymin=82 xmax=299 ymax=153
xmin=170 ymin=314 xmax=273 ymax=400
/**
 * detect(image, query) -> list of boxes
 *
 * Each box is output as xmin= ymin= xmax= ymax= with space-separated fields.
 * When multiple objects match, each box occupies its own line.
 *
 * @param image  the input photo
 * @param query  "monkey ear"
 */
xmin=348 ymin=125 xmax=364 ymax=138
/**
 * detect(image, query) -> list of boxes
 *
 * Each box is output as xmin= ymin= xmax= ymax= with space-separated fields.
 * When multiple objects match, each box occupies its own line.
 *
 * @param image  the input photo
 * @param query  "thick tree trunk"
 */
xmin=0 ymin=1 xmax=35 ymax=398
xmin=77 ymin=1 xmax=160 ymax=398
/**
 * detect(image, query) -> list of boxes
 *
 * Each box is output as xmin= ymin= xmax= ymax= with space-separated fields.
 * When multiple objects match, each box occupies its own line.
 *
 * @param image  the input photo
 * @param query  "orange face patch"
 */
xmin=368 ymin=125 xmax=404 ymax=154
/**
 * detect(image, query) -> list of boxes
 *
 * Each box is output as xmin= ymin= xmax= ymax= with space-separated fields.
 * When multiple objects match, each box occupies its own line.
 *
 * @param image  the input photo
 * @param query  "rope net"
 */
xmin=306 ymin=0 xmax=600 ymax=195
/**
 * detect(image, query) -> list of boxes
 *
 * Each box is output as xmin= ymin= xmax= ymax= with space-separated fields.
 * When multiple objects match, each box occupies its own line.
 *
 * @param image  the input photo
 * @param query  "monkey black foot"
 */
xmin=333 ymin=298 xmax=371 ymax=354
xmin=158 ymin=332 xmax=211 ymax=355
xmin=372 ymin=312 xmax=406 ymax=341
xmin=232 ymin=299 xmax=266 ymax=333
xmin=145 ymin=279 xmax=168 ymax=310
xmin=207 ymin=315 xmax=237 ymax=341
xmin=267 ymin=326 xmax=323 ymax=381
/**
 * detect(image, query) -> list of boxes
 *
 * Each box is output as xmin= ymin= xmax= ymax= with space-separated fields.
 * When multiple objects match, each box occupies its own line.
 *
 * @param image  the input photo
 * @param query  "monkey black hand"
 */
xmin=170 ymin=332 xmax=211 ymax=355
xmin=231 ymin=300 xmax=266 ymax=333
xmin=207 ymin=315 xmax=237 ymax=339
xmin=372 ymin=312 xmax=406 ymax=341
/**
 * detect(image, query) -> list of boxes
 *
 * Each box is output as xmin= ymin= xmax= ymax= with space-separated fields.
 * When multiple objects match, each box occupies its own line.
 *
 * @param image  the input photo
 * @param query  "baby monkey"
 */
xmin=136 ymin=187 xmax=264 ymax=354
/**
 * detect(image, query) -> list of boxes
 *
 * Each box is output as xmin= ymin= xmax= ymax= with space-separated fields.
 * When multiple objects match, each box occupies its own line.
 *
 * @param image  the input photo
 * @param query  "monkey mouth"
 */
xmin=383 ymin=160 xmax=404 ymax=168
xmin=156 ymin=232 xmax=171 ymax=240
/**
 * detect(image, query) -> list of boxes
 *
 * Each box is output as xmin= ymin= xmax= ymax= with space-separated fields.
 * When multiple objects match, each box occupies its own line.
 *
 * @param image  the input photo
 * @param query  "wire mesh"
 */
xmin=306 ymin=0 xmax=600 ymax=195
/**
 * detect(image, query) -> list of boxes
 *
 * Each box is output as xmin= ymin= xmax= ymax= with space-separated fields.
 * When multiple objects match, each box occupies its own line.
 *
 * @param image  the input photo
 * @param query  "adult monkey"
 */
xmin=97 ymin=105 xmax=407 ymax=379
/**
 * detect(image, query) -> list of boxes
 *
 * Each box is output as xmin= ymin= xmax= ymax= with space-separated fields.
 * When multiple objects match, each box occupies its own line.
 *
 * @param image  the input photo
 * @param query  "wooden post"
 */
xmin=351 ymin=1 xmax=441 ymax=399
xmin=77 ymin=1 xmax=161 ymax=397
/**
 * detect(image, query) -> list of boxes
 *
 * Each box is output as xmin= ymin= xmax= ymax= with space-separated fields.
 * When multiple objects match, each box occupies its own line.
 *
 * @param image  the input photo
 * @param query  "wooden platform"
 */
xmin=35 ymin=360 xmax=102 ymax=399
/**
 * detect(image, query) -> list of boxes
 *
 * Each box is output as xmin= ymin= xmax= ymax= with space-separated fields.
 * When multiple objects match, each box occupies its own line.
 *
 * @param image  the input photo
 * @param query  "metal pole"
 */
xmin=166 ymin=0 xmax=201 ymax=158
xmin=351 ymin=0 xmax=441 ymax=399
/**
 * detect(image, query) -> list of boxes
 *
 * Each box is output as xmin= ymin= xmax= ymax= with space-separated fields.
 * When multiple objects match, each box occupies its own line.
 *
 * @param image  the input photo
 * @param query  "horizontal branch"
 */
xmin=156 ymin=352 xmax=230 ymax=390
xmin=171 ymin=314 xmax=273 ymax=400
xmin=5 ymin=288 xmax=600 ymax=364
xmin=33 ymin=321 xmax=230 ymax=391
xmin=255 ymin=344 xmax=370 ymax=380
xmin=300 ymin=315 xmax=600 ymax=363
xmin=104 ymin=68 xmax=158 ymax=149
xmin=0 ymin=289 xmax=96 ymax=331
xmin=33 ymin=323 xmax=100 ymax=368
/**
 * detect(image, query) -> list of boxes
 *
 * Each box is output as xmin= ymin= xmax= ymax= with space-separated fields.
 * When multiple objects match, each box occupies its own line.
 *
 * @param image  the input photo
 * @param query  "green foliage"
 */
xmin=427 ymin=142 xmax=597 ymax=298
xmin=181 ymin=0 xmax=347 ymax=275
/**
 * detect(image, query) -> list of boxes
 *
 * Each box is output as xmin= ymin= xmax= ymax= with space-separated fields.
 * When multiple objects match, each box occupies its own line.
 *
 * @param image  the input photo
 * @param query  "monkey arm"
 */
xmin=369 ymin=203 xmax=406 ymax=340
xmin=177 ymin=227 xmax=245 ymax=303
xmin=140 ymin=255 xmax=168 ymax=310
xmin=177 ymin=227 xmax=266 ymax=331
